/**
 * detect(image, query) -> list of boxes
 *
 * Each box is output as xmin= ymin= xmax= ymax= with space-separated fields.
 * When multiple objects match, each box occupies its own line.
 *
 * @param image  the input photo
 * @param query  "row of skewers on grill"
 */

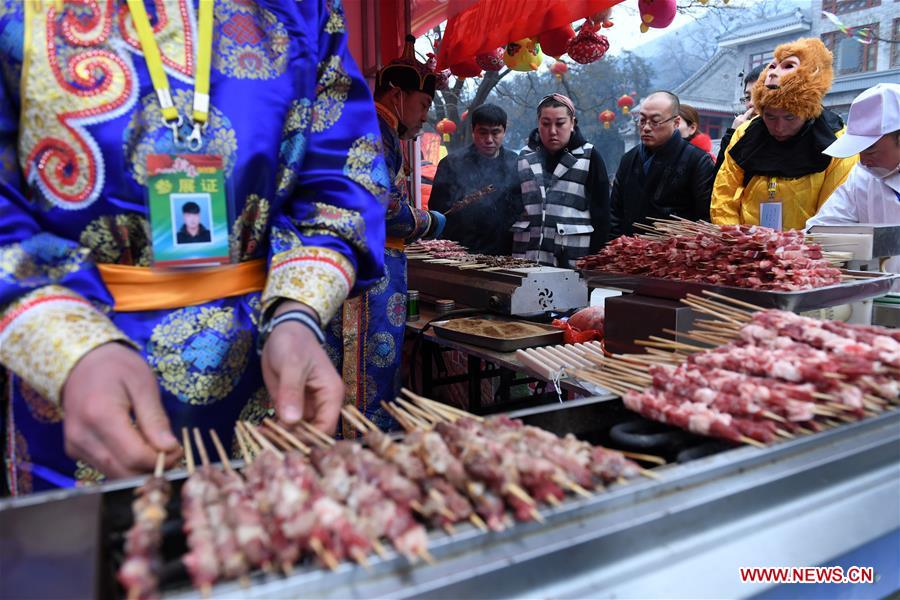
xmin=117 ymin=392 xmax=660 ymax=599
xmin=567 ymin=292 xmax=899 ymax=447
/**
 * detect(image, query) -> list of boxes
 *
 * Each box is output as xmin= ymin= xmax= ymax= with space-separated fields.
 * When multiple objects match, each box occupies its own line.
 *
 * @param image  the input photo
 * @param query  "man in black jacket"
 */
xmin=430 ymin=104 xmax=520 ymax=255
xmin=610 ymin=91 xmax=715 ymax=238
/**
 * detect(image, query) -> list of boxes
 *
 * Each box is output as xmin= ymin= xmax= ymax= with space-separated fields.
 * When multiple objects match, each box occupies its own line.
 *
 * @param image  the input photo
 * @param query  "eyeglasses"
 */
xmin=633 ymin=115 xmax=677 ymax=129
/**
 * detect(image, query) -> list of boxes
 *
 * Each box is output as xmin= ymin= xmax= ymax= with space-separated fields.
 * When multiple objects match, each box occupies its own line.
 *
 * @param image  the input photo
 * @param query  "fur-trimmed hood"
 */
xmin=752 ymin=38 xmax=833 ymax=121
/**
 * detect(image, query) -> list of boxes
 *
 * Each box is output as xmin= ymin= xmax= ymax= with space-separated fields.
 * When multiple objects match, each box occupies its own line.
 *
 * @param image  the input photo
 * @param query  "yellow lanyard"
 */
xmin=126 ymin=0 xmax=215 ymax=150
xmin=767 ymin=177 xmax=777 ymax=201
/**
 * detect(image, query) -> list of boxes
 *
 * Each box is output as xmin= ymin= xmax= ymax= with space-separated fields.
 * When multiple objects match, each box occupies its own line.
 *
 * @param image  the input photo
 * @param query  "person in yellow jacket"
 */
xmin=711 ymin=38 xmax=857 ymax=230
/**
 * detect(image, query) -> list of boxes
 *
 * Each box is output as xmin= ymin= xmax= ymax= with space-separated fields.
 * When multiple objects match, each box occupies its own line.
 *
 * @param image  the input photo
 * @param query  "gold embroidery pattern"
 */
xmin=276 ymin=99 xmax=312 ymax=195
xmin=268 ymin=224 xmax=302 ymax=255
xmin=368 ymin=264 xmax=391 ymax=295
xmin=19 ymin=378 xmax=62 ymax=424
xmin=312 ymin=55 xmax=350 ymax=133
xmin=367 ymin=331 xmax=395 ymax=369
xmin=0 ymin=235 xmax=91 ymax=286
xmin=344 ymin=134 xmax=389 ymax=200
xmin=339 ymin=296 xmax=360 ymax=440
xmin=75 ymin=460 xmax=105 ymax=487
xmin=233 ymin=387 xmax=274 ymax=456
xmin=247 ymin=294 xmax=262 ymax=327
xmin=386 ymin=292 xmax=406 ymax=327
xmin=213 ymin=0 xmax=288 ymax=80
xmin=324 ymin=0 xmax=346 ymax=33
xmin=117 ymin=0 xmax=195 ymax=81
xmin=80 ymin=214 xmax=152 ymax=266
xmin=296 ymin=202 xmax=369 ymax=256
xmin=20 ymin=1 xmax=135 ymax=208
xmin=263 ymin=246 xmax=355 ymax=326
xmin=147 ymin=305 xmax=251 ymax=406
xmin=230 ymin=194 xmax=270 ymax=262
xmin=124 ymin=90 xmax=238 ymax=185
xmin=0 ymin=286 xmax=132 ymax=403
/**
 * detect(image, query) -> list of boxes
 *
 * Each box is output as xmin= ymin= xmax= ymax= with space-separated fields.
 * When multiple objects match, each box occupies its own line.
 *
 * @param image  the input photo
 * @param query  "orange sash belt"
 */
xmin=97 ymin=258 xmax=267 ymax=312
xmin=385 ymin=237 xmax=406 ymax=250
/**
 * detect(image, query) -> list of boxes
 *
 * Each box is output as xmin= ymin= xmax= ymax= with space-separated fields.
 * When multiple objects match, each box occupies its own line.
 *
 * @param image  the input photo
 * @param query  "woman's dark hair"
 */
xmin=537 ymin=95 xmax=575 ymax=119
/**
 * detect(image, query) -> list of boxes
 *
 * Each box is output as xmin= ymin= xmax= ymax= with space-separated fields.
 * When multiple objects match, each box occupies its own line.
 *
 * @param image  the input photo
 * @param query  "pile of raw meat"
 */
xmin=578 ymin=225 xmax=842 ymax=291
xmin=409 ymin=240 xmax=538 ymax=268
xmin=617 ymin=310 xmax=899 ymax=445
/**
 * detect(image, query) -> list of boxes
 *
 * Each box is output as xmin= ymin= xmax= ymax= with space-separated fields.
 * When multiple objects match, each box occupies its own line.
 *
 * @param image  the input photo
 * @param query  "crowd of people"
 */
xmin=434 ymin=37 xmax=898 ymax=265
xmin=0 ymin=2 xmax=897 ymax=497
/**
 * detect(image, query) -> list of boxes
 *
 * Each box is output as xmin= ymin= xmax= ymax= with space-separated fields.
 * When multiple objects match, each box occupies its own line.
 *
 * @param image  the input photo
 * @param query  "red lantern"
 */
xmin=436 ymin=118 xmax=457 ymax=141
xmin=617 ymin=94 xmax=635 ymax=114
xmin=599 ymin=110 xmax=616 ymax=129
xmin=538 ymin=25 xmax=575 ymax=58
xmin=461 ymin=110 xmax=469 ymax=122
xmin=550 ymin=61 xmax=568 ymax=80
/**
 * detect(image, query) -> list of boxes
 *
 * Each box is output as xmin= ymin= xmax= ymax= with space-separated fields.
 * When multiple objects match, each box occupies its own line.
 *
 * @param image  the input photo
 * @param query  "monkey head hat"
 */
xmin=752 ymin=37 xmax=834 ymax=121
xmin=375 ymin=35 xmax=437 ymax=98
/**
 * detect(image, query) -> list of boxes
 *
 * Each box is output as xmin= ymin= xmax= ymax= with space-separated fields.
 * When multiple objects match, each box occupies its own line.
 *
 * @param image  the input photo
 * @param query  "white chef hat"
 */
xmin=823 ymin=83 xmax=900 ymax=158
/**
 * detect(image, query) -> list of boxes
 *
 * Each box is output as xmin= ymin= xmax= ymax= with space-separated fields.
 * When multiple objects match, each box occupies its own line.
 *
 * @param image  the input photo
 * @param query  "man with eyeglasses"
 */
xmin=610 ymin=91 xmax=716 ymax=238
xmin=430 ymin=104 xmax=520 ymax=255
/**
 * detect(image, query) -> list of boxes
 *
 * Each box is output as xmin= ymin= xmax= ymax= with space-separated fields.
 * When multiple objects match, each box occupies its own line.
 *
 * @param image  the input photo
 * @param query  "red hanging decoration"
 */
xmin=538 ymin=24 xmax=575 ymax=58
xmin=599 ymin=109 xmax=616 ymax=129
xmin=475 ymin=47 xmax=505 ymax=71
xmin=567 ymin=24 xmax=609 ymax=65
xmin=436 ymin=118 xmax=458 ymax=141
xmin=616 ymin=94 xmax=635 ymax=114
xmin=550 ymin=60 xmax=568 ymax=80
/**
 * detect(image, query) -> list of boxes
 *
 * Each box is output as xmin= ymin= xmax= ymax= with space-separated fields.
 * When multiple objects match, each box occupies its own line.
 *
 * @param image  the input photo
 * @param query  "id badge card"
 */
xmin=147 ymin=154 xmax=230 ymax=267
xmin=759 ymin=202 xmax=783 ymax=231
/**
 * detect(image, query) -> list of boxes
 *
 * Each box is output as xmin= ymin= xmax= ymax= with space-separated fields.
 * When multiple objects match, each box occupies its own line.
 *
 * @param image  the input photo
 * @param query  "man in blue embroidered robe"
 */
xmin=325 ymin=35 xmax=446 ymax=434
xmin=0 ymin=0 xmax=388 ymax=492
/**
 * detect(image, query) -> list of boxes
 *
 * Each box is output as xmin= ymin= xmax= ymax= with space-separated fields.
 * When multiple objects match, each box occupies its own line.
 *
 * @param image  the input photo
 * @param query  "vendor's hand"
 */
xmin=731 ymin=108 xmax=755 ymax=129
xmin=261 ymin=300 xmax=343 ymax=435
xmin=62 ymin=343 xmax=181 ymax=478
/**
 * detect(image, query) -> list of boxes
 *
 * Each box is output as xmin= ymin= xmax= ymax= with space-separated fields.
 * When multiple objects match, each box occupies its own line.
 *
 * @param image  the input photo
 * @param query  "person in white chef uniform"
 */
xmin=806 ymin=83 xmax=900 ymax=286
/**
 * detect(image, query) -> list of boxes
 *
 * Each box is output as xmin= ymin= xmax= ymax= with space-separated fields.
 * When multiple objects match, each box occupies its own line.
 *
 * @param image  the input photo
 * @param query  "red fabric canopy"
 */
xmin=436 ymin=0 xmax=624 ymax=71
xmin=411 ymin=0 xmax=481 ymax=36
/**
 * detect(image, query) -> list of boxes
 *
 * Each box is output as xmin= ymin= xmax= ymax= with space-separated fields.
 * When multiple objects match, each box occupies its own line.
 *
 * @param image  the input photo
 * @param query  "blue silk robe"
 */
xmin=324 ymin=103 xmax=434 ymax=437
xmin=0 ymin=0 xmax=388 ymax=493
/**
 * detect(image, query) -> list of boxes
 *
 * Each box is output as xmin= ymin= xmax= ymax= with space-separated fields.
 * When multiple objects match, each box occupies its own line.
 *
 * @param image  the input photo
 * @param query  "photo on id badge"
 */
xmin=147 ymin=154 xmax=230 ymax=267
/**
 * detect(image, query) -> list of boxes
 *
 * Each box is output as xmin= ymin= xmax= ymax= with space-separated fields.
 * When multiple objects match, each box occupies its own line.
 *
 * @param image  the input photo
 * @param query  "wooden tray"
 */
xmin=432 ymin=316 xmax=564 ymax=352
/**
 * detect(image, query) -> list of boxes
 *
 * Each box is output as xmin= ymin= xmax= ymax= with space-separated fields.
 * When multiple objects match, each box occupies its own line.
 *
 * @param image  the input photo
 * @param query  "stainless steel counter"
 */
xmin=2 ymin=405 xmax=897 ymax=600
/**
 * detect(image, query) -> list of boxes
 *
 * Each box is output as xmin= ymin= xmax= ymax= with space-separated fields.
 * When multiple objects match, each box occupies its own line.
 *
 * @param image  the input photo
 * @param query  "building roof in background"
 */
xmin=675 ymin=98 xmax=736 ymax=115
xmin=674 ymin=48 xmax=737 ymax=96
xmin=718 ymin=8 xmax=811 ymax=47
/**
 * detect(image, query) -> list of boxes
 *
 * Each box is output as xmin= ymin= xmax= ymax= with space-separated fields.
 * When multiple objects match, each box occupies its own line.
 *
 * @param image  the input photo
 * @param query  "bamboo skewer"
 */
xmin=182 ymin=428 xmax=195 ymax=475
xmin=191 ymin=429 xmax=211 ymax=469
xmin=618 ymin=451 xmax=666 ymax=466
xmin=262 ymin=418 xmax=311 ymax=454
xmin=296 ymin=421 xmax=335 ymax=447
xmin=154 ymin=452 xmax=166 ymax=478
xmin=208 ymin=430 xmax=234 ymax=473
xmin=698 ymin=290 xmax=763 ymax=314
xmin=242 ymin=422 xmax=284 ymax=459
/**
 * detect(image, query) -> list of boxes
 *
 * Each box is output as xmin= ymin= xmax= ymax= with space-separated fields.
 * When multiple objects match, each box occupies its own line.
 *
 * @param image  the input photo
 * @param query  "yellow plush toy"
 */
xmin=503 ymin=38 xmax=544 ymax=71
